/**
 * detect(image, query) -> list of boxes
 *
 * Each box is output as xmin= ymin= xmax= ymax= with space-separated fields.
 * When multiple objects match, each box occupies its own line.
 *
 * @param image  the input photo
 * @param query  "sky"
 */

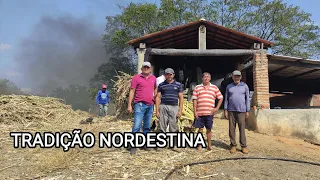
xmin=0 ymin=0 xmax=319 ymax=92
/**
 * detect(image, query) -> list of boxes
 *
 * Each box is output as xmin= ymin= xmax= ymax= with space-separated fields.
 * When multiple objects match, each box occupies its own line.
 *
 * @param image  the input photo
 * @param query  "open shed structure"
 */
xmin=127 ymin=19 xmax=320 ymax=110
xmin=127 ymin=19 xmax=320 ymax=143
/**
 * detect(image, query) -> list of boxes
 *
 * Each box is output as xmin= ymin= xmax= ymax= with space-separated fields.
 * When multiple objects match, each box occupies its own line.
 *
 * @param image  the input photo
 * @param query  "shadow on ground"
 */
xmin=212 ymin=140 xmax=230 ymax=150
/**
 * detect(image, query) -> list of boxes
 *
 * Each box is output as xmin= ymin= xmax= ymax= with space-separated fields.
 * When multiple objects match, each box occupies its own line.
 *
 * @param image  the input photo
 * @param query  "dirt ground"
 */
xmin=1 ymin=116 xmax=320 ymax=180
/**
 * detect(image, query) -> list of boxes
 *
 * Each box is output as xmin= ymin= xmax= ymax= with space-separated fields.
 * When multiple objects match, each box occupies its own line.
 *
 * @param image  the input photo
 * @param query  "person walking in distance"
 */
xmin=156 ymin=68 xmax=184 ymax=134
xmin=96 ymin=84 xmax=110 ymax=117
xmin=224 ymin=70 xmax=250 ymax=154
xmin=192 ymin=72 xmax=223 ymax=151
xmin=127 ymin=62 xmax=157 ymax=155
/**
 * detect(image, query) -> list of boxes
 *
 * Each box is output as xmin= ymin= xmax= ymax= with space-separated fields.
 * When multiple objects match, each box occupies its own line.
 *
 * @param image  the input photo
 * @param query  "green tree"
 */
xmin=0 ymin=79 xmax=24 ymax=95
xmin=204 ymin=0 xmax=320 ymax=58
xmin=104 ymin=0 xmax=320 ymax=59
xmin=91 ymin=0 xmax=319 ymax=98
xmin=89 ymin=56 xmax=136 ymax=99
xmin=51 ymin=84 xmax=93 ymax=111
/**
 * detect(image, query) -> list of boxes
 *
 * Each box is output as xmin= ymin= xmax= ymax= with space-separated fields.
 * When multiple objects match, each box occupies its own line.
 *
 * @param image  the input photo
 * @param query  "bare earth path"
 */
xmin=1 ymin=117 xmax=320 ymax=180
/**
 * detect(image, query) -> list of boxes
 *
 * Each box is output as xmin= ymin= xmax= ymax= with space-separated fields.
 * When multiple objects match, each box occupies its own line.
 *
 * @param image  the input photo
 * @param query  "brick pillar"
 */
xmin=253 ymin=51 xmax=270 ymax=109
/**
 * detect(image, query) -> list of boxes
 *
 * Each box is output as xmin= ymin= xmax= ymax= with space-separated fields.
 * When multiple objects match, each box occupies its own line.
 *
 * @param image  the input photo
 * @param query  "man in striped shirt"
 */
xmin=156 ymin=68 xmax=184 ymax=133
xmin=192 ymin=72 xmax=224 ymax=150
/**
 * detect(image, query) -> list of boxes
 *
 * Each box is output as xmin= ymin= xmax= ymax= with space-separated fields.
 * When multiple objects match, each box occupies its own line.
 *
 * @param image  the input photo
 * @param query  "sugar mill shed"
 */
xmin=127 ymin=19 xmax=320 ymax=143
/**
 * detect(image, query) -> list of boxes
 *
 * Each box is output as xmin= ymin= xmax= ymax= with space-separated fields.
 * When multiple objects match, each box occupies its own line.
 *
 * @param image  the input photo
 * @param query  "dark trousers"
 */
xmin=228 ymin=111 xmax=247 ymax=148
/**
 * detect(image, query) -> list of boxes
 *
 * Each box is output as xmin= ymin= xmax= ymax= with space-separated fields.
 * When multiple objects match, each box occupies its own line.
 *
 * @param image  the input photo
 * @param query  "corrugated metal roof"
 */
xmin=268 ymin=54 xmax=320 ymax=80
xmin=127 ymin=19 xmax=274 ymax=49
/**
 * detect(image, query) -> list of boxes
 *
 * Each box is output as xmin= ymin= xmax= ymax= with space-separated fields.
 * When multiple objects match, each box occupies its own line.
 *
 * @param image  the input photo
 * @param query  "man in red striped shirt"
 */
xmin=192 ymin=72 xmax=223 ymax=151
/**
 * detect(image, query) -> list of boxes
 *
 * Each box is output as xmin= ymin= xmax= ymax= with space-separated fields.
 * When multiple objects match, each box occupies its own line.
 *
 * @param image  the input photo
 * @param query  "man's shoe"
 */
xmin=241 ymin=147 xmax=248 ymax=154
xmin=130 ymin=148 xmax=137 ymax=155
xmin=230 ymin=146 xmax=237 ymax=153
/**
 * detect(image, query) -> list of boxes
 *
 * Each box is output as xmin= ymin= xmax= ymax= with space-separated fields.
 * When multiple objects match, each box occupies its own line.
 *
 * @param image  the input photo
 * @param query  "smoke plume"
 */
xmin=14 ymin=15 xmax=108 ymax=95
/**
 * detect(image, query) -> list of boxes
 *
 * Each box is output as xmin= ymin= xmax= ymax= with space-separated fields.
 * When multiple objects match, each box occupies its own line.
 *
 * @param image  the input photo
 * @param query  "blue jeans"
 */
xmin=132 ymin=102 xmax=154 ymax=135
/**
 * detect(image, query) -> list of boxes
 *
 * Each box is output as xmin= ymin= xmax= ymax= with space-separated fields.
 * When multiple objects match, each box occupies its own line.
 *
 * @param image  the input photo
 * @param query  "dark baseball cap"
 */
xmin=164 ymin=68 xmax=175 ymax=74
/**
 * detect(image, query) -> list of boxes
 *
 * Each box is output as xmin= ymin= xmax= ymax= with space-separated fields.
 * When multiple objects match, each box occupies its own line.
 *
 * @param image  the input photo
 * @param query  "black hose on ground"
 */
xmin=164 ymin=156 xmax=320 ymax=180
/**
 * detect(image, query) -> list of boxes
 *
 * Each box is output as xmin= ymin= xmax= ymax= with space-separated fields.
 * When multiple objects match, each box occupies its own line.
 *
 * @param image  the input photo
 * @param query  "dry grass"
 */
xmin=1 ymin=95 xmax=320 ymax=179
xmin=36 ymin=149 xmax=78 ymax=173
xmin=0 ymin=95 xmax=91 ymax=131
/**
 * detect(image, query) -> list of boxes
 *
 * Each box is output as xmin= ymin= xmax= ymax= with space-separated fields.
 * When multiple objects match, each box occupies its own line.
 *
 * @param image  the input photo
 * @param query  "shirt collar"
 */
xmin=233 ymin=82 xmax=244 ymax=86
xmin=164 ymin=80 xmax=176 ymax=84
xmin=200 ymin=82 xmax=212 ymax=87
xmin=139 ymin=73 xmax=151 ymax=78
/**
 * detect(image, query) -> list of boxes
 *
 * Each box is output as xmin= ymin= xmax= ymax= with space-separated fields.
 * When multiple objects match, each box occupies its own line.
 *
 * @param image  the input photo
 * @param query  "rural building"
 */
xmin=127 ymin=19 xmax=320 ymax=143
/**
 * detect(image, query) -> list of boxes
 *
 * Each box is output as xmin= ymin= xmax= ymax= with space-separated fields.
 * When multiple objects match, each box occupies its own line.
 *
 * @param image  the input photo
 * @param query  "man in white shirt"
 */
xmin=156 ymin=74 xmax=165 ymax=86
xmin=156 ymin=74 xmax=168 ymax=132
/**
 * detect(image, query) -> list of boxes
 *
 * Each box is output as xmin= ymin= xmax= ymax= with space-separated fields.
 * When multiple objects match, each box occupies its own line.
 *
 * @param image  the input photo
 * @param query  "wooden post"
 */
xmin=199 ymin=25 xmax=206 ymax=50
xmin=136 ymin=43 xmax=146 ymax=73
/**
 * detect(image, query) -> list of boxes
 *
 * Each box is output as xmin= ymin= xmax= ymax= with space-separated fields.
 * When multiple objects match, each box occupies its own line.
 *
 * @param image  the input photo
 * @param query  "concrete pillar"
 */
xmin=253 ymin=50 xmax=270 ymax=109
xmin=151 ymin=65 xmax=155 ymax=75
xmin=136 ymin=48 xmax=146 ymax=73
xmin=198 ymin=25 xmax=206 ymax=50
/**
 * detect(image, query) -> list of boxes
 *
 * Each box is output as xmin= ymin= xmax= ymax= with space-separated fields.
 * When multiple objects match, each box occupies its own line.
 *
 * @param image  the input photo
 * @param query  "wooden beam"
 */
xmin=207 ymin=35 xmax=246 ymax=49
xmin=206 ymin=28 xmax=252 ymax=44
xmin=207 ymin=31 xmax=249 ymax=48
xmin=157 ymin=35 xmax=198 ymax=48
xmin=287 ymin=69 xmax=320 ymax=79
xmin=269 ymin=59 xmax=320 ymax=69
xmin=142 ymin=25 xmax=199 ymax=45
xmin=206 ymin=35 xmax=239 ymax=48
xmin=240 ymin=60 xmax=253 ymax=71
xmin=269 ymin=66 xmax=291 ymax=75
xmin=150 ymin=32 xmax=197 ymax=47
xmin=149 ymin=49 xmax=260 ymax=56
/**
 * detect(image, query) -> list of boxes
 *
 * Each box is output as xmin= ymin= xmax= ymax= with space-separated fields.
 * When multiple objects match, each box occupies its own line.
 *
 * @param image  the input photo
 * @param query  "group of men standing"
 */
xmin=126 ymin=61 xmax=250 ymax=155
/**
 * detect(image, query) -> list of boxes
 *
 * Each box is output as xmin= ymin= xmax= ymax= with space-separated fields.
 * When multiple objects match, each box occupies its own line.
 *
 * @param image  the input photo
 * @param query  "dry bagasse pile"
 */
xmin=0 ymin=95 xmax=89 ymax=129
xmin=112 ymin=71 xmax=134 ymax=119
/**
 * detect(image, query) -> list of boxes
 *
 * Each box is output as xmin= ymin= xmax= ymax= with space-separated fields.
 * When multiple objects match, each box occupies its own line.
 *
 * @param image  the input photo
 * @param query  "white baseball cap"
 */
xmin=232 ymin=70 xmax=241 ymax=76
xmin=142 ymin=62 xmax=151 ymax=68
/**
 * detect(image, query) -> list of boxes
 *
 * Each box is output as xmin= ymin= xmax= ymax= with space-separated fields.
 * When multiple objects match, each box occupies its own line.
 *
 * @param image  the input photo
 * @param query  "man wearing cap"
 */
xmin=224 ymin=70 xmax=250 ymax=154
xmin=127 ymin=62 xmax=157 ymax=155
xmin=96 ymin=84 xmax=110 ymax=117
xmin=156 ymin=68 xmax=184 ymax=134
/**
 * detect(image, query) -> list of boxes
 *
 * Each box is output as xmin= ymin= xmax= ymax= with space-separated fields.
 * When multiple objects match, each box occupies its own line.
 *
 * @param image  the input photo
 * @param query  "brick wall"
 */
xmin=253 ymin=52 xmax=270 ymax=108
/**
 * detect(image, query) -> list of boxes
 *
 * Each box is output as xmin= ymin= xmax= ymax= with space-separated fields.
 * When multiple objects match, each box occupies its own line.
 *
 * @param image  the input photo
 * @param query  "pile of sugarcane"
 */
xmin=112 ymin=72 xmax=195 ymax=131
xmin=112 ymin=71 xmax=133 ymax=118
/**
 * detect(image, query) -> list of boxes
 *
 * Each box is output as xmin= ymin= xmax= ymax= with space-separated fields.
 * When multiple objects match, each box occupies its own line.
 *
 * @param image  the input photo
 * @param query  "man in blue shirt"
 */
xmin=224 ymin=70 xmax=250 ymax=154
xmin=96 ymin=84 xmax=110 ymax=117
xmin=156 ymin=68 xmax=184 ymax=133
